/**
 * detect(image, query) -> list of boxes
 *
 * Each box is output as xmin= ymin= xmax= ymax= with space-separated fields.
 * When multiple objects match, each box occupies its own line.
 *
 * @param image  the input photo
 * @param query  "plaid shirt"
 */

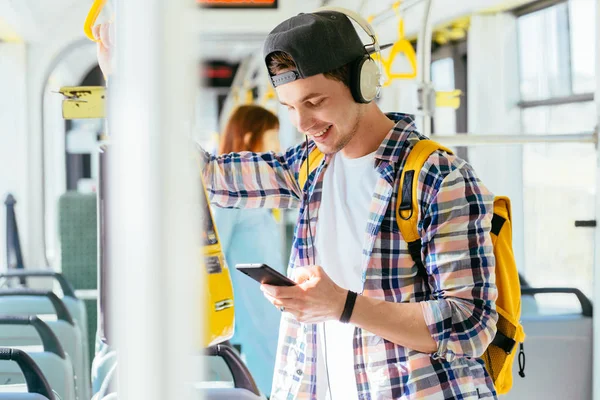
xmin=202 ymin=114 xmax=498 ymax=400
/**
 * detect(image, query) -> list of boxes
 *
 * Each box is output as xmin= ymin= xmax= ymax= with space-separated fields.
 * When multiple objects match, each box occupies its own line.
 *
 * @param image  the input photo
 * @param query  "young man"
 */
xmin=95 ymin=8 xmax=498 ymax=400
xmin=203 ymin=10 xmax=498 ymax=399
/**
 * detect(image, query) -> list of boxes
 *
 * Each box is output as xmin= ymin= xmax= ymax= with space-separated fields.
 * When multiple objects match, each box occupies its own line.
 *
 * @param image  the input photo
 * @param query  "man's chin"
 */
xmin=313 ymin=137 xmax=347 ymax=155
xmin=313 ymin=142 xmax=338 ymax=155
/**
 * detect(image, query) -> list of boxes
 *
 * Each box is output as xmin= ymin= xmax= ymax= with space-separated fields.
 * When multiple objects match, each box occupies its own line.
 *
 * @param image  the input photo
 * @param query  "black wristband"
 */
xmin=339 ymin=290 xmax=357 ymax=324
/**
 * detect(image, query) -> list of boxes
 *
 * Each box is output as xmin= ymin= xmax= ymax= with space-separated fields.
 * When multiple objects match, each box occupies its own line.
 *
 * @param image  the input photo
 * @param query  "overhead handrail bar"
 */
xmin=433 ymin=132 xmax=597 ymax=146
xmin=369 ymin=0 xmax=426 ymax=27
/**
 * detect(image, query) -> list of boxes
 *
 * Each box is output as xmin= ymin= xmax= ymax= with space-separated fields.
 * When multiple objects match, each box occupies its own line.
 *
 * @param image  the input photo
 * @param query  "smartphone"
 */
xmin=235 ymin=263 xmax=296 ymax=287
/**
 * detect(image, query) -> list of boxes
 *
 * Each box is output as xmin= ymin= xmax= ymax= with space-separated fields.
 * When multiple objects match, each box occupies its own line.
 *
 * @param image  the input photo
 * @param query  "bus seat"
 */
xmin=0 ymin=317 xmax=74 ymax=400
xmin=202 ymin=344 xmax=265 ymax=399
xmin=0 ymin=291 xmax=89 ymax=400
xmin=196 ymin=387 xmax=264 ymax=400
xmin=503 ymin=288 xmax=593 ymax=399
xmin=0 ymin=272 xmax=90 ymax=380
xmin=0 ymin=349 xmax=54 ymax=400
xmin=91 ymin=363 xmax=116 ymax=400
xmin=91 ymin=347 xmax=116 ymax=395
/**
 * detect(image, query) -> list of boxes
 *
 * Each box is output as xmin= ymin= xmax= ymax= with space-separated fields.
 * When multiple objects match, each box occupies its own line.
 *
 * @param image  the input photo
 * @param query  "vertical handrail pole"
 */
xmin=593 ymin=1 xmax=600 ymax=399
xmin=416 ymin=0 xmax=434 ymax=136
xmin=108 ymin=0 xmax=202 ymax=398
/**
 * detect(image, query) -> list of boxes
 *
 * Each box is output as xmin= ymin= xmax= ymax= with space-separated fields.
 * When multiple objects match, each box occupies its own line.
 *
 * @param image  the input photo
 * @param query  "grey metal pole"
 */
xmin=108 ymin=0 xmax=202 ymax=399
xmin=434 ymin=132 xmax=597 ymax=146
xmin=4 ymin=195 xmax=25 ymax=272
xmin=416 ymin=0 xmax=433 ymax=136
xmin=594 ymin=2 xmax=600 ymax=399
xmin=97 ymin=145 xmax=109 ymax=344
xmin=371 ymin=0 xmax=426 ymax=26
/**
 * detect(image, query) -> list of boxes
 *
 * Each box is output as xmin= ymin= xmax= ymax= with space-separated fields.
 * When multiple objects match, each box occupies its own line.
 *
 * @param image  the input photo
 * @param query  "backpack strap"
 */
xmin=298 ymin=147 xmax=325 ymax=190
xmin=397 ymin=140 xmax=453 ymax=278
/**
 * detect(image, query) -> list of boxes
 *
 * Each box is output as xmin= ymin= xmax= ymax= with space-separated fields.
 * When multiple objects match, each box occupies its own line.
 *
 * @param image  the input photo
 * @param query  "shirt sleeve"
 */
xmin=198 ymin=141 xmax=308 ymax=210
xmin=418 ymin=157 xmax=498 ymax=362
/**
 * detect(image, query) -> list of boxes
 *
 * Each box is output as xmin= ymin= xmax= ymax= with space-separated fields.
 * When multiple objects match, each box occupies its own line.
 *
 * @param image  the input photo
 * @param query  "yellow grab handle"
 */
xmin=83 ymin=0 xmax=107 ymax=42
xmin=435 ymin=90 xmax=462 ymax=109
xmin=244 ymin=88 xmax=254 ymax=104
xmin=375 ymin=2 xmax=417 ymax=85
xmin=260 ymin=86 xmax=276 ymax=106
xmin=384 ymin=40 xmax=417 ymax=81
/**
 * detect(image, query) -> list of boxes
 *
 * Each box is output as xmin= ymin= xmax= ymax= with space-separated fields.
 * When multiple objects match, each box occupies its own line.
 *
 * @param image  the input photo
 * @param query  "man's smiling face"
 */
xmin=276 ymin=73 xmax=363 ymax=155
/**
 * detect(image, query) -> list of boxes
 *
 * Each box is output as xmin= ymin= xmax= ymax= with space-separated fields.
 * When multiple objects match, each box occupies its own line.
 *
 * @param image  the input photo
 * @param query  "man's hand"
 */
xmin=261 ymin=266 xmax=347 ymax=324
xmin=92 ymin=21 xmax=114 ymax=79
xmin=262 ymin=266 xmax=438 ymax=353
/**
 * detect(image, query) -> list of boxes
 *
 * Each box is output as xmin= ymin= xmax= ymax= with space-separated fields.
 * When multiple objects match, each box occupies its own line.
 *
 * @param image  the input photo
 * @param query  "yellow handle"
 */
xmin=231 ymin=87 xmax=240 ymax=106
xmin=260 ymin=85 xmax=276 ymax=106
xmin=384 ymin=40 xmax=417 ymax=81
xmin=83 ymin=0 xmax=107 ymax=42
xmin=372 ymin=2 xmax=417 ymax=86
xmin=435 ymin=90 xmax=462 ymax=109
xmin=244 ymin=88 xmax=253 ymax=104
xmin=386 ymin=9 xmax=417 ymax=81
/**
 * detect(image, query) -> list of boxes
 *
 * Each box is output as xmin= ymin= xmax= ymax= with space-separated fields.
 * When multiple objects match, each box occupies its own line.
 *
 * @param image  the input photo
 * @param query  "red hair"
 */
xmin=219 ymin=105 xmax=279 ymax=154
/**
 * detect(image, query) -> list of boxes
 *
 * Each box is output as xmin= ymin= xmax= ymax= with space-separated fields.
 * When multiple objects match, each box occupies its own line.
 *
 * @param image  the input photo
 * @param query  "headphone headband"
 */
xmin=314 ymin=6 xmax=380 ymax=54
xmin=315 ymin=6 xmax=382 ymax=102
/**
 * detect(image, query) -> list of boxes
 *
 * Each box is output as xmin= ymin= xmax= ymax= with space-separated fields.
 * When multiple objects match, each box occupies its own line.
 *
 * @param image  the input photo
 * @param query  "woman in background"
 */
xmin=212 ymin=105 xmax=285 ymax=398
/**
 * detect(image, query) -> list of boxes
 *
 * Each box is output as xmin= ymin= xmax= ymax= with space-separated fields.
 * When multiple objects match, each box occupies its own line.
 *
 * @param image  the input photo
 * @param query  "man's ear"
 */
xmin=243 ymin=132 xmax=252 ymax=146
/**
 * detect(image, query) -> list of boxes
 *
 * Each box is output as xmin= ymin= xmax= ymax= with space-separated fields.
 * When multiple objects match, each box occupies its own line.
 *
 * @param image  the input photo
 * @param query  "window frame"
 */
xmin=513 ymin=0 xmax=568 ymax=17
xmin=514 ymin=0 xmax=597 ymax=299
xmin=514 ymin=0 xmax=595 ymax=107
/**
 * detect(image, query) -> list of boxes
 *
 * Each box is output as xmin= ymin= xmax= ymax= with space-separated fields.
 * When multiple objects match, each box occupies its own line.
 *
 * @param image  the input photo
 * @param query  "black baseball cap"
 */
xmin=263 ymin=11 xmax=367 ymax=87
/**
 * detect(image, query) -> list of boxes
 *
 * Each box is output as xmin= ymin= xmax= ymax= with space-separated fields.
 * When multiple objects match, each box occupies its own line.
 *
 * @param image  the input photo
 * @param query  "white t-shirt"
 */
xmin=314 ymin=151 xmax=379 ymax=400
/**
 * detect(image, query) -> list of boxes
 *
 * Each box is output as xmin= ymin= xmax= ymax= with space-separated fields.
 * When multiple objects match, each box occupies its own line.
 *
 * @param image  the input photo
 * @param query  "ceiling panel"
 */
xmin=0 ymin=0 xmax=538 ymax=61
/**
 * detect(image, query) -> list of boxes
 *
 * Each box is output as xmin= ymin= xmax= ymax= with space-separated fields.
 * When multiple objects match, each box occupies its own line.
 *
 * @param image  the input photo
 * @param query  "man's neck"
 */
xmin=341 ymin=104 xmax=395 ymax=159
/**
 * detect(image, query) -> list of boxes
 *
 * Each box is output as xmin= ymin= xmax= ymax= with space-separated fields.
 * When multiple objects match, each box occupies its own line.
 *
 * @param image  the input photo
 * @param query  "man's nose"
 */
xmin=296 ymin=109 xmax=315 ymax=134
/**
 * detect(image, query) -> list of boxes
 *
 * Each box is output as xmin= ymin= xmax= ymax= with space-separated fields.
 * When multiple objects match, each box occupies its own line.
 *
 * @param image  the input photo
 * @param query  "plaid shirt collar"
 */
xmin=319 ymin=112 xmax=418 ymax=167
xmin=374 ymin=112 xmax=419 ymax=164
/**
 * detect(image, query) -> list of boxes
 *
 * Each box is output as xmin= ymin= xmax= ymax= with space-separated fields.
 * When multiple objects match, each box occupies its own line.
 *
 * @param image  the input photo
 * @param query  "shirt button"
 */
xmin=296 ymin=369 xmax=303 ymax=376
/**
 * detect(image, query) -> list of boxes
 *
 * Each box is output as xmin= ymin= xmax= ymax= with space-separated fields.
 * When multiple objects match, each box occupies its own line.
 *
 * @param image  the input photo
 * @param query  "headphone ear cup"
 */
xmin=349 ymin=56 xmax=379 ymax=103
xmin=360 ymin=57 xmax=380 ymax=102
xmin=350 ymin=56 xmax=368 ymax=103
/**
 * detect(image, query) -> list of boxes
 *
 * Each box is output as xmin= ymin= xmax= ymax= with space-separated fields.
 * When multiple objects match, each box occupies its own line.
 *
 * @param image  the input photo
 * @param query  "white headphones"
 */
xmin=315 ymin=6 xmax=383 ymax=103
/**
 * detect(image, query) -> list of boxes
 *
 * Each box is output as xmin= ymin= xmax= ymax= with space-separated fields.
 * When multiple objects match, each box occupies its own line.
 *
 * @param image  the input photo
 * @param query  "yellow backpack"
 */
xmin=299 ymin=140 xmax=526 ymax=394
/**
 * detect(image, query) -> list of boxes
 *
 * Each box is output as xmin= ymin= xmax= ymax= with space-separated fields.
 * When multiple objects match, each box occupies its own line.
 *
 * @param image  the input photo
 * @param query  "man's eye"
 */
xmin=310 ymin=99 xmax=324 ymax=108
